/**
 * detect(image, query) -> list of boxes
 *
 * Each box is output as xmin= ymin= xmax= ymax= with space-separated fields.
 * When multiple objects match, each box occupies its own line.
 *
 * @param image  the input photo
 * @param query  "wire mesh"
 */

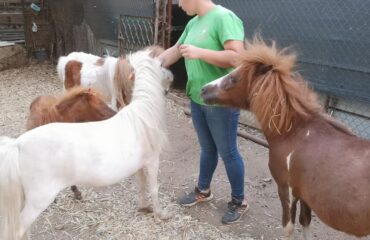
xmin=213 ymin=0 xmax=370 ymax=139
xmin=118 ymin=15 xmax=155 ymax=54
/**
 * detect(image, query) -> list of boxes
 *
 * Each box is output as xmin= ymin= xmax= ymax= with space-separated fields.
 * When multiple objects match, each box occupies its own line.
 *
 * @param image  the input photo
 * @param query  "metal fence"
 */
xmin=118 ymin=15 xmax=155 ymax=54
xmin=213 ymin=0 xmax=370 ymax=139
xmin=82 ymin=0 xmax=156 ymax=55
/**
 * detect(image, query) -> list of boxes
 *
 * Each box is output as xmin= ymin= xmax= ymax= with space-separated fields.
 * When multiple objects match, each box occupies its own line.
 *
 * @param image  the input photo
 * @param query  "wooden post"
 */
xmin=154 ymin=0 xmax=160 ymax=45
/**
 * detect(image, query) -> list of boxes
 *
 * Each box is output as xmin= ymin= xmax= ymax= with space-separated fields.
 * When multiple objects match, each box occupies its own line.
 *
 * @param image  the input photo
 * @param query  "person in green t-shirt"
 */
xmin=159 ymin=0 xmax=249 ymax=224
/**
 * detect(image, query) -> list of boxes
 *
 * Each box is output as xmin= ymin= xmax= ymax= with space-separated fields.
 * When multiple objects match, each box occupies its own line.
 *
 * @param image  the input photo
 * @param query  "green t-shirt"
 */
xmin=178 ymin=5 xmax=245 ymax=105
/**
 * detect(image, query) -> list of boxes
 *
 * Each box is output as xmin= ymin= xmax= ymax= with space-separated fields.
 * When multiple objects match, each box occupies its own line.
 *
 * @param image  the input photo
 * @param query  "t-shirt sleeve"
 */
xmin=217 ymin=12 xmax=245 ymax=45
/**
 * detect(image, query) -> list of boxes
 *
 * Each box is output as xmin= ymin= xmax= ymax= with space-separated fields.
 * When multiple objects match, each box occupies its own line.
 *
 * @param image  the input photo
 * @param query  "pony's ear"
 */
xmin=95 ymin=58 xmax=105 ymax=66
xmin=255 ymin=64 xmax=273 ymax=76
xmin=86 ymin=88 xmax=96 ymax=96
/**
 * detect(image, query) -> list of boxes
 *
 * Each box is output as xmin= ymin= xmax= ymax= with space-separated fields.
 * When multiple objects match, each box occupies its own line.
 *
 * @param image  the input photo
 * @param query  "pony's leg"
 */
xmin=135 ymin=168 xmax=152 ymax=213
xmin=278 ymin=185 xmax=297 ymax=240
xmin=20 ymin=187 xmax=60 ymax=238
xmin=299 ymin=200 xmax=312 ymax=240
xmin=71 ymin=185 xmax=82 ymax=200
xmin=146 ymin=158 xmax=170 ymax=220
xmin=20 ymin=230 xmax=30 ymax=240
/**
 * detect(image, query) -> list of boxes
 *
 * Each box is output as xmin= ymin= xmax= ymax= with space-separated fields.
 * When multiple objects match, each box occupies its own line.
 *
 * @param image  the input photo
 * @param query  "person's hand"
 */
xmin=178 ymin=44 xmax=203 ymax=59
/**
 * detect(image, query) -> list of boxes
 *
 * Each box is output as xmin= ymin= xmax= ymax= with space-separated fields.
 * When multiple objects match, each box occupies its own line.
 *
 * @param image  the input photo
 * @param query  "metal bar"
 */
xmin=154 ymin=0 xmax=160 ymax=44
xmin=166 ymin=0 xmax=172 ymax=48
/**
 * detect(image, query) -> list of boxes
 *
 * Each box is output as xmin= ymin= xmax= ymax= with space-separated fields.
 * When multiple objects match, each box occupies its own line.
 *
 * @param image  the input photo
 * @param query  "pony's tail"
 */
xmin=0 ymin=137 xmax=24 ymax=240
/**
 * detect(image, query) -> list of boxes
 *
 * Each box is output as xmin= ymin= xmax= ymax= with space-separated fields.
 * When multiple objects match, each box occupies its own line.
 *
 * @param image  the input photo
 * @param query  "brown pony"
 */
xmin=201 ymin=38 xmax=370 ymax=239
xmin=27 ymin=87 xmax=116 ymax=199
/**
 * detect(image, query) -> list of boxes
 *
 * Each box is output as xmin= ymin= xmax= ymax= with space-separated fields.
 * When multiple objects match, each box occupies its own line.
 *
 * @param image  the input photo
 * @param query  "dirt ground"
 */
xmin=1 ymin=63 xmax=369 ymax=240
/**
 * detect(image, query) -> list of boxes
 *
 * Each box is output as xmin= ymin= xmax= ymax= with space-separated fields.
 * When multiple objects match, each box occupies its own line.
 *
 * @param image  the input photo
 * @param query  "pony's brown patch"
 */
xmin=64 ymin=60 xmax=82 ymax=90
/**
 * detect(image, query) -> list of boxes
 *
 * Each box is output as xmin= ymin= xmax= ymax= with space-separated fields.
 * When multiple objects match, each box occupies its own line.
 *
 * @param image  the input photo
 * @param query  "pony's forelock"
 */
xmin=238 ymin=37 xmax=322 ymax=135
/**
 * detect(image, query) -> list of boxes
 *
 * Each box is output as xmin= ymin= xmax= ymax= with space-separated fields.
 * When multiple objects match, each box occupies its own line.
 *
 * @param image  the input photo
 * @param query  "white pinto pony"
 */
xmin=0 ymin=50 xmax=173 ymax=240
xmin=57 ymin=46 xmax=165 ymax=111
xmin=57 ymin=52 xmax=122 ymax=110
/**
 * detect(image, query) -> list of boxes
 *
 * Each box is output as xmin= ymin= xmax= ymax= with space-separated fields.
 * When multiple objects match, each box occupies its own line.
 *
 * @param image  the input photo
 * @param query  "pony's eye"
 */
xmin=230 ymin=76 xmax=237 ymax=84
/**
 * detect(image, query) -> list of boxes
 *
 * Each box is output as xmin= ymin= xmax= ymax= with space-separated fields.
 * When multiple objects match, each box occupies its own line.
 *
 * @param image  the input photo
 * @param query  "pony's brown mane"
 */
xmin=113 ymin=57 xmax=134 ymax=109
xmin=238 ymin=38 xmax=323 ymax=135
xmin=56 ymin=86 xmax=104 ymax=106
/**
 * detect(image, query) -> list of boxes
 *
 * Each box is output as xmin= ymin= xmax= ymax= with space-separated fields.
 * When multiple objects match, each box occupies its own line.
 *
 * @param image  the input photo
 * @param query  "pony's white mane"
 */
xmin=123 ymin=50 xmax=168 ymax=151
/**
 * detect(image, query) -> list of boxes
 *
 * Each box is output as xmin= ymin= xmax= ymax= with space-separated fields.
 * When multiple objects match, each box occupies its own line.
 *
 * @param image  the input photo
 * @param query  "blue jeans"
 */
xmin=191 ymin=101 xmax=245 ymax=201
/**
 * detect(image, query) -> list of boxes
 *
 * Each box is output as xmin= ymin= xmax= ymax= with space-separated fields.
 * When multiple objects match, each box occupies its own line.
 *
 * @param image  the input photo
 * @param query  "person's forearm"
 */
xmin=158 ymin=45 xmax=182 ymax=68
xmin=198 ymin=49 xmax=239 ymax=68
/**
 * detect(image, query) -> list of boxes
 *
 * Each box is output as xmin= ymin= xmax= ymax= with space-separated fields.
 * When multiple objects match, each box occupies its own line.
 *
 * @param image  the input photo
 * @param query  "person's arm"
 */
xmin=178 ymin=40 xmax=244 ymax=68
xmin=158 ymin=42 xmax=182 ymax=68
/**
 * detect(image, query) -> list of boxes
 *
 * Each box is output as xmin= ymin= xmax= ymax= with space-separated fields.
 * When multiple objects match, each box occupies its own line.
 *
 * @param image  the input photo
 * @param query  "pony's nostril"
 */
xmin=201 ymin=87 xmax=207 ymax=94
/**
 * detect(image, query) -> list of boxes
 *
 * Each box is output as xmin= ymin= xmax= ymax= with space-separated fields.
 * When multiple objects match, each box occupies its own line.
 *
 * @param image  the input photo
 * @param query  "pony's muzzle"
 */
xmin=201 ymin=85 xmax=218 ymax=104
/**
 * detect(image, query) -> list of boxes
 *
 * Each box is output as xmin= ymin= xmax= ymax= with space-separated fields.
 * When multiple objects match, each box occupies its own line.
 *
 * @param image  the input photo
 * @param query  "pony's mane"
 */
xmin=125 ymin=50 xmax=168 ymax=150
xmin=239 ymin=38 xmax=323 ymax=135
xmin=113 ymin=56 xmax=134 ymax=109
xmin=56 ymin=86 xmax=104 ymax=106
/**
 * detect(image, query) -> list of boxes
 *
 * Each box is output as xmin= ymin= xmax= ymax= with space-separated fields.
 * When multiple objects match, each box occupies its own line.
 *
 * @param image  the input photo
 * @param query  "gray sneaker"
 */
xmin=221 ymin=198 xmax=249 ymax=224
xmin=178 ymin=187 xmax=213 ymax=207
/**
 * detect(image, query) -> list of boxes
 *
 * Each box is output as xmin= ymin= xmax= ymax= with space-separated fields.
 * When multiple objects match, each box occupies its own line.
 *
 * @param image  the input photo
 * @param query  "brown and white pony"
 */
xmin=57 ymin=46 xmax=165 ymax=111
xmin=27 ymin=87 xmax=116 ymax=200
xmin=201 ymin=38 xmax=370 ymax=239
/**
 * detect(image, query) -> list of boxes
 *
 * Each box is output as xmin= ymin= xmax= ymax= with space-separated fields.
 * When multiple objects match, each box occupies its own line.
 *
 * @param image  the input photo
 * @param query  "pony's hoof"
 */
xmin=154 ymin=210 xmax=172 ymax=220
xmin=71 ymin=186 xmax=82 ymax=200
xmin=138 ymin=206 xmax=153 ymax=213
xmin=74 ymin=192 xmax=83 ymax=200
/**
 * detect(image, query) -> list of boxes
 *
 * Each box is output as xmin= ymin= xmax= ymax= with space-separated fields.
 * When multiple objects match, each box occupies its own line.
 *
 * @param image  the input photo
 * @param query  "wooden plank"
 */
xmin=0 ymin=12 xmax=24 ymax=25
xmin=0 ymin=5 xmax=24 ymax=11
xmin=0 ymin=28 xmax=24 ymax=33
xmin=1 ymin=0 xmax=23 ymax=3
xmin=0 ymin=41 xmax=15 ymax=47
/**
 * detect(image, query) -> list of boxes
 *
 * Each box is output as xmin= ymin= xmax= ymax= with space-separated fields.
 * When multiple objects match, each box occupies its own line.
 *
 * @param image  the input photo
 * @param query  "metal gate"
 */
xmin=118 ymin=0 xmax=169 ymax=55
xmin=118 ymin=15 xmax=155 ymax=54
